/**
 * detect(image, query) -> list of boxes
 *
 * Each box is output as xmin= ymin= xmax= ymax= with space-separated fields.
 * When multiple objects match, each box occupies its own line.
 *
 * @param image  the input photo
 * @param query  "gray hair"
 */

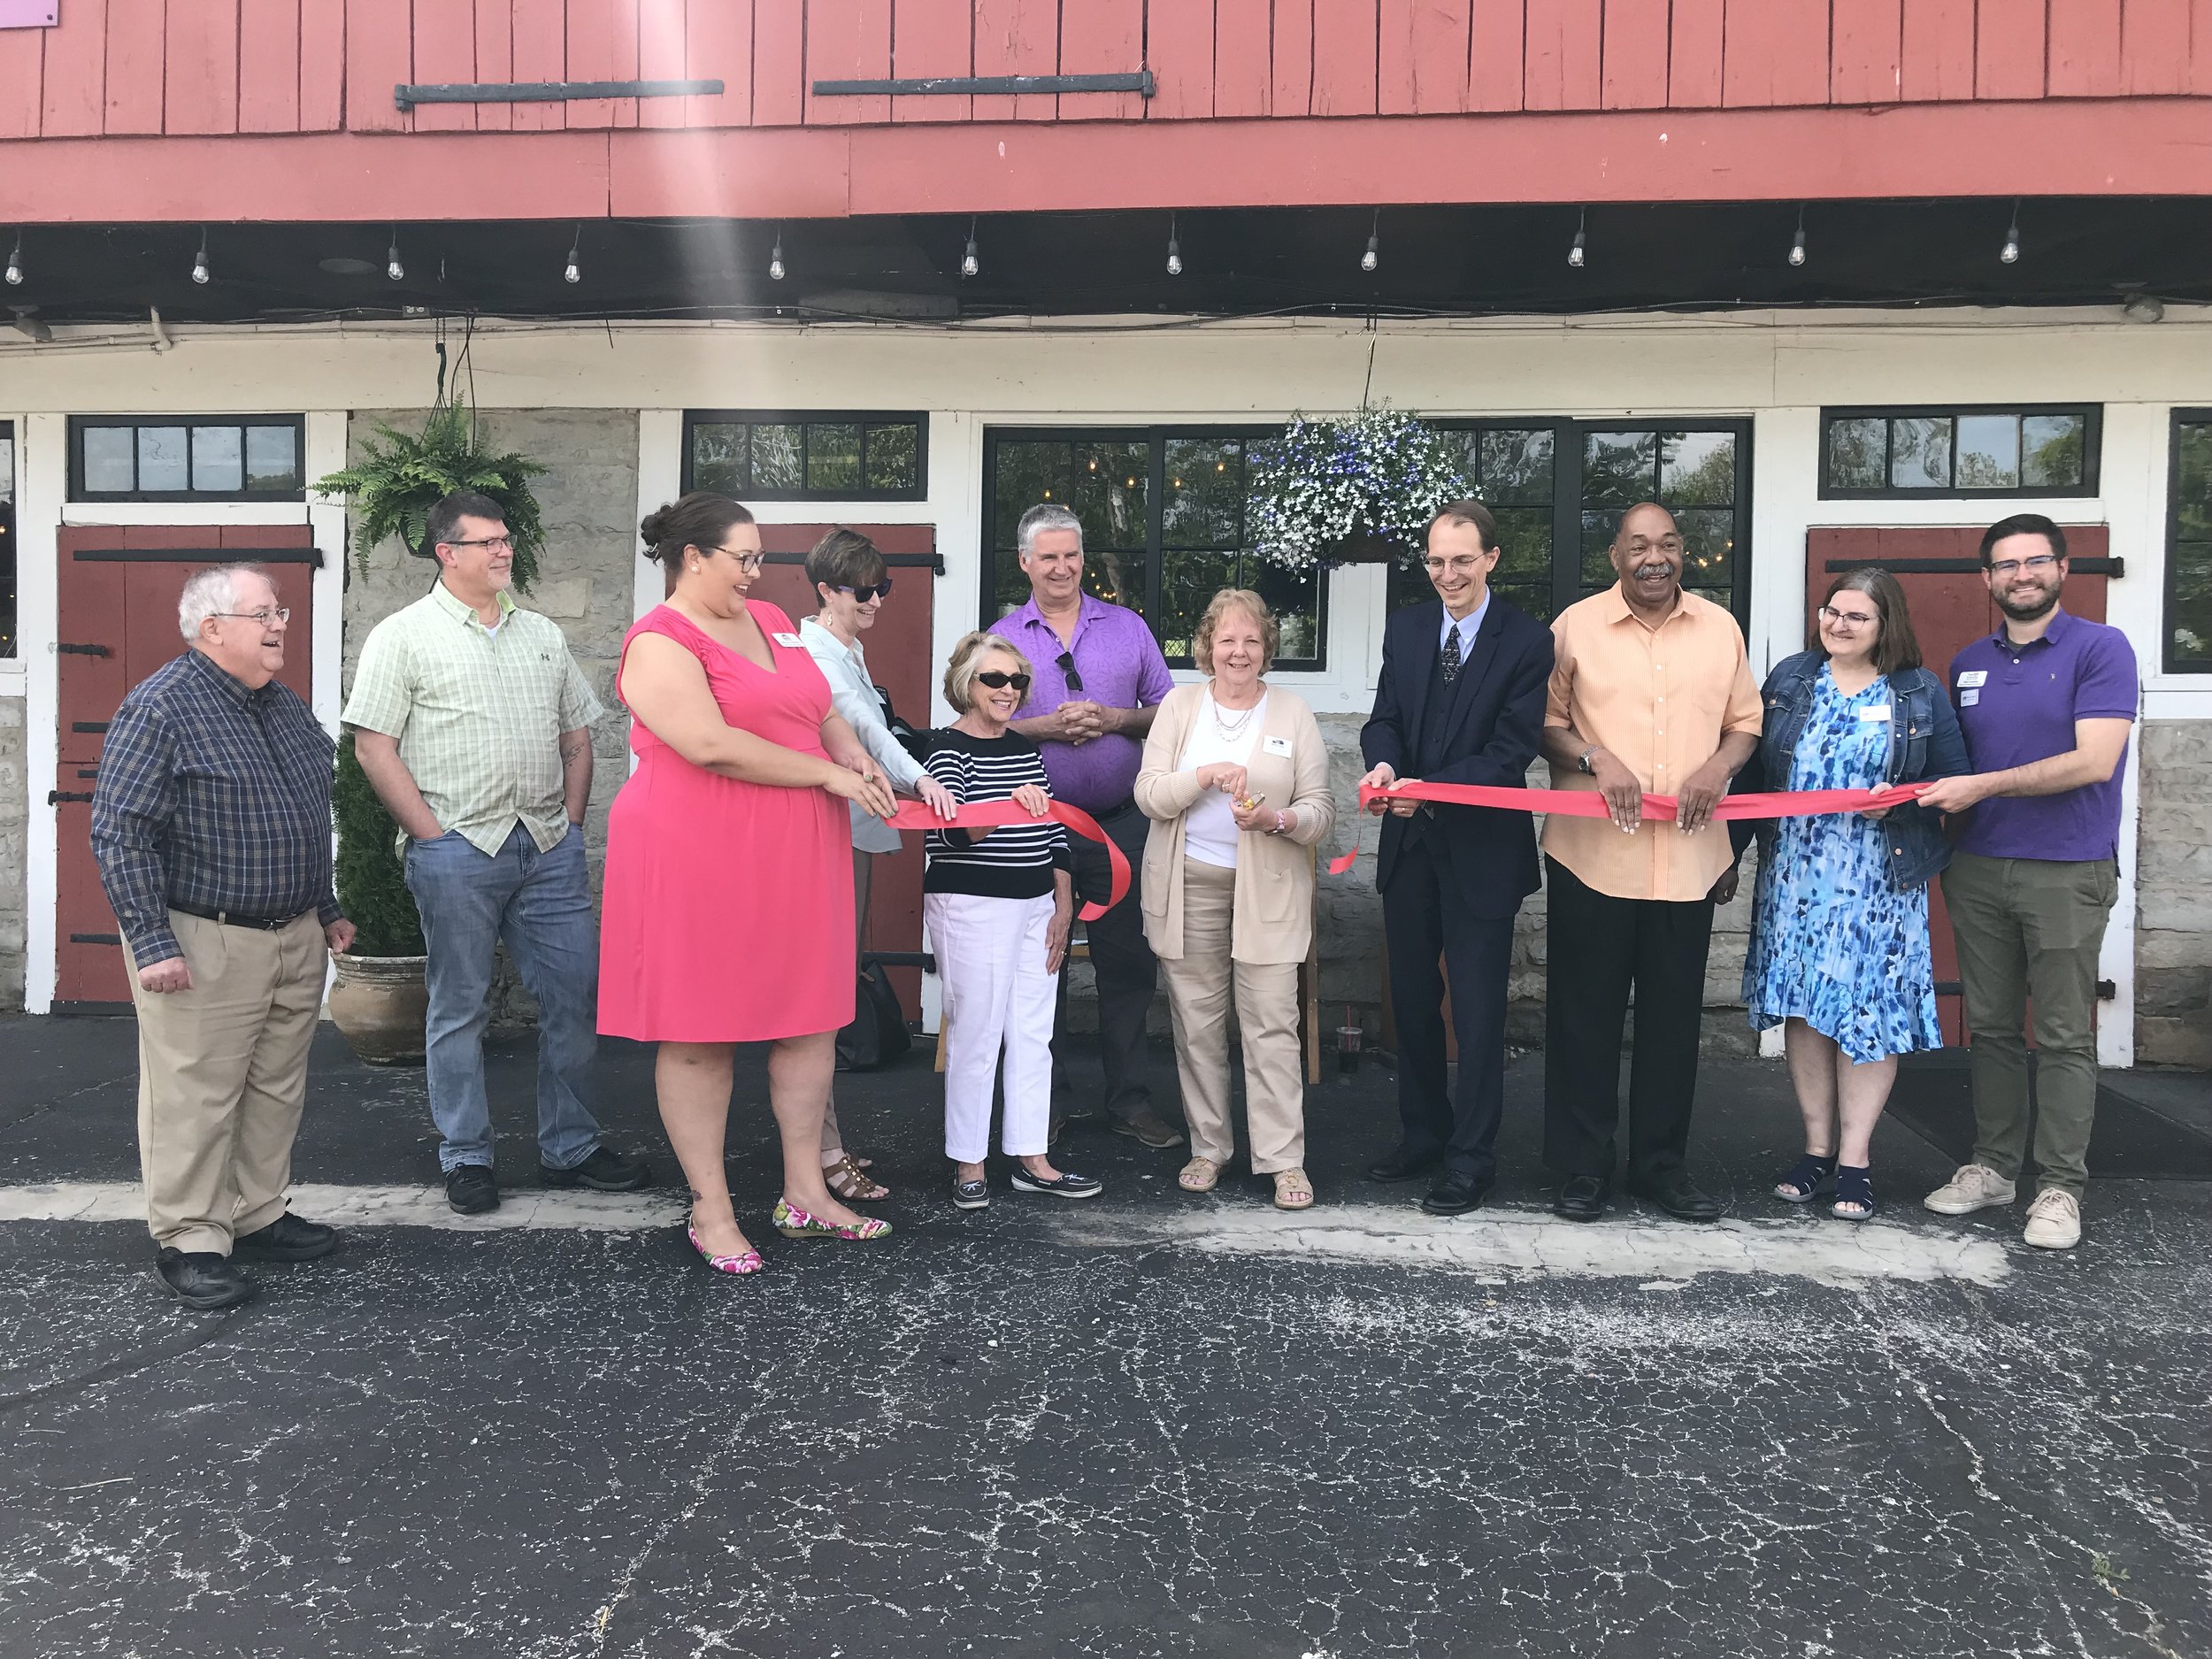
xmin=1016 ymin=503 xmax=1083 ymax=559
xmin=177 ymin=564 xmax=273 ymax=641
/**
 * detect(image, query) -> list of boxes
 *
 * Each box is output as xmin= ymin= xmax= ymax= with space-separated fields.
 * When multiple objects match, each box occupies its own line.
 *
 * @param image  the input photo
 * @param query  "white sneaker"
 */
xmin=2023 ymin=1188 xmax=2083 ymax=1250
xmin=1923 ymin=1163 xmax=2017 ymax=1215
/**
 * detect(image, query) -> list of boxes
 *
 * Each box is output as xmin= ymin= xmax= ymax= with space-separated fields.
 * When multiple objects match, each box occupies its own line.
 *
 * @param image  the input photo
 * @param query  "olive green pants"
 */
xmin=1940 ymin=852 xmax=2117 ymax=1197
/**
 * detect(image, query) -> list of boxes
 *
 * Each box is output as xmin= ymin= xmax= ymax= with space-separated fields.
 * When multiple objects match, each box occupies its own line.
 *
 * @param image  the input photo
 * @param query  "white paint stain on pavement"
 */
xmin=0 ymin=1181 xmax=686 ymax=1232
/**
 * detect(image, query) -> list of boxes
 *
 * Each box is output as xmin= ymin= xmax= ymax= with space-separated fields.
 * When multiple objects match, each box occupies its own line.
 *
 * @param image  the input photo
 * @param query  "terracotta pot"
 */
xmin=328 ymin=952 xmax=429 ymax=1066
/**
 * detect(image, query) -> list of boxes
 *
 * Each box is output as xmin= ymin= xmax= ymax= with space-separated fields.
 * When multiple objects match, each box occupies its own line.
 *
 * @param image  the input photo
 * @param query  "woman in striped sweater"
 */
xmin=923 ymin=632 xmax=1101 ymax=1210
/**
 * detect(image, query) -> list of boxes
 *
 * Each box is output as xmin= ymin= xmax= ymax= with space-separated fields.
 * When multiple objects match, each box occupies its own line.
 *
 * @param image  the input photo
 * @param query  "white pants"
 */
xmin=926 ymin=890 xmax=1059 ymax=1162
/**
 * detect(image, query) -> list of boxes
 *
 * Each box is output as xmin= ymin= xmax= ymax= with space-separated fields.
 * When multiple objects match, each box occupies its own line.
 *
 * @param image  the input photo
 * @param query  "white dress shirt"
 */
xmin=800 ymin=617 xmax=927 ymax=854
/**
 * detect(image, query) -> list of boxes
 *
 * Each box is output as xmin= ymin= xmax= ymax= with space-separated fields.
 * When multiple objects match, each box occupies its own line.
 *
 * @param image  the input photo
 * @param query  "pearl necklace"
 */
xmin=1209 ymin=687 xmax=1262 ymax=742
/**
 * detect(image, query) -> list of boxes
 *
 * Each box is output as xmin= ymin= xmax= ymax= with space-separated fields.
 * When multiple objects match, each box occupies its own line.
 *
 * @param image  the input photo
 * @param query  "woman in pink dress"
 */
xmin=600 ymin=492 xmax=902 ymax=1274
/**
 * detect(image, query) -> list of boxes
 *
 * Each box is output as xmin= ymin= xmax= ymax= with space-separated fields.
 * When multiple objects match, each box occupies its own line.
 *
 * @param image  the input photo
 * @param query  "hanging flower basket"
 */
xmin=1247 ymin=407 xmax=1471 ymax=572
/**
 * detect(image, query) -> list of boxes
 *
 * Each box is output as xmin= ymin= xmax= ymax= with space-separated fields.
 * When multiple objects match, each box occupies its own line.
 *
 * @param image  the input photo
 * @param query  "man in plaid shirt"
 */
xmin=91 ymin=564 xmax=354 ymax=1310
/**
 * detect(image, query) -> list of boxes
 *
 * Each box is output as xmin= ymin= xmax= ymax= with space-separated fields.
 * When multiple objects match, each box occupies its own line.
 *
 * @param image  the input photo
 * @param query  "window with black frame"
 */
xmin=1821 ymin=406 xmax=2098 ymax=498
xmin=983 ymin=429 xmax=1327 ymax=671
xmin=70 ymin=415 xmax=304 ymax=503
xmin=1386 ymin=420 xmax=1750 ymax=628
xmin=684 ymin=411 xmax=926 ymax=501
xmin=2166 ymin=411 xmax=2212 ymax=672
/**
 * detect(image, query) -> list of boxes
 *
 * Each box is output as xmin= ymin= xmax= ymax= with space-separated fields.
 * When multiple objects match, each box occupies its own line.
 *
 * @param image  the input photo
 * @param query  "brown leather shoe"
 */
xmin=1110 ymin=1109 xmax=1187 ymax=1150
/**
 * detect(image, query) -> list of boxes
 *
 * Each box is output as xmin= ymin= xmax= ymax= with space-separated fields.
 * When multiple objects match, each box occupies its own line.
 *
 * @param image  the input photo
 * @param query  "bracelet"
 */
xmin=1268 ymin=810 xmax=1288 ymax=835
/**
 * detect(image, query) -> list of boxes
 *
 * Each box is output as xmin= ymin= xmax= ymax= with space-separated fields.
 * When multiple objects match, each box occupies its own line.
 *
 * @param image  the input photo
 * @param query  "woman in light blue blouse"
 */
xmin=800 ymin=527 xmax=956 ymax=1200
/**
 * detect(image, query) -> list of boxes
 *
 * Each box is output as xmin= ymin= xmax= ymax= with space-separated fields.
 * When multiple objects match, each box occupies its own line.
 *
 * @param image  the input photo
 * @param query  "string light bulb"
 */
xmin=386 ymin=227 xmax=403 ymax=282
xmin=1788 ymin=206 xmax=1807 ymax=268
xmin=2001 ymin=199 xmax=2021 ymax=265
xmin=191 ymin=229 xmax=210 ymax=286
xmin=4 ymin=234 xmax=19 ymax=287
xmin=1568 ymin=208 xmax=1586 ymax=270
xmin=1361 ymin=209 xmax=1379 ymax=274
xmin=961 ymin=217 xmax=980 ymax=280
xmin=1165 ymin=214 xmax=1182 ymax=277
xmin=563 ymin=224 xmax=582 ymax=285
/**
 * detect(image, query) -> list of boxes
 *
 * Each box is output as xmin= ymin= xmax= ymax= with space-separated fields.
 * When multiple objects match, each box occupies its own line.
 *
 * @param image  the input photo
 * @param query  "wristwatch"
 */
xmin=1577 ymin=744 xmax=1598 ymax=775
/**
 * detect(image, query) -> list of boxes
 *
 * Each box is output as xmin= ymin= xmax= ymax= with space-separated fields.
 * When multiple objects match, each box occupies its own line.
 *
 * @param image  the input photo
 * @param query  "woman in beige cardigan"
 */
xmin=1134 ymin=589 xmax=1337 ymax=1210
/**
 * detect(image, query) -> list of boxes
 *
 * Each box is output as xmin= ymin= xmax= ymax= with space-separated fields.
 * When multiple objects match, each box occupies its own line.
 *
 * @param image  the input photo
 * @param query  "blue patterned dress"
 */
xmin=1743 ymin=664 xmax=1941 ymax=1062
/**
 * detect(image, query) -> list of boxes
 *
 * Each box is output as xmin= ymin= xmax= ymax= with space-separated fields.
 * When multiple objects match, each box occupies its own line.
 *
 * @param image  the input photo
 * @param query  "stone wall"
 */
xmin=0 ymin=695 xmax=25 ymax=1010
xmin=342 ymin=409 xmax=641 ymax=1028
xmin=2135 ymin=720 xmax=2212 ymax=1068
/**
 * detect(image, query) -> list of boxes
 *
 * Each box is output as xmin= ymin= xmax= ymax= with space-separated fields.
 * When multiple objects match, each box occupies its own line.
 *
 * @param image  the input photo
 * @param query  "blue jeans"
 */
xmin=403 ymin=823 xmax=603 ymax=1173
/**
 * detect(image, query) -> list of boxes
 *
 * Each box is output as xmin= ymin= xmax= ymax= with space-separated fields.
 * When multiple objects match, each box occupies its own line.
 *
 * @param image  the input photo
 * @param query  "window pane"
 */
xmin=191 ymin=426 xmax=243 ymax=493
xmin=1477 ymin=427 xmax=1554 ymax=504
xmin=1955 ymin=415 xmax=2020 ymax=489
xmin=863 ymin=422 xmax=919 ymax=492
xmin=1676 ymin=508 xmax=1736 ymax=587
xmin=1659 ymin=431 xmax=1734 ymax=506
xmin=1490 ymin=504 xmax=1550 ymax=585
xmin=1827 ymin=419 xmax=1886 ymax=490
xmin=2171 ymin=543 xmax=2212 ymax=665
xmin=1889 ymin=418 xmax=1951 ymax=490
xmin=1159 ymin=549 xmax=1239 ymax=661
xmin=137 ymin=426 xmax=189 ymax=492
xmin=1069 ymin=442 xmax=1148 ymax=549
xmin=1582 ymin=430 xmax=1656 ymax=507
xmin=82 ymin=426 xmax=134 ymax=493
xmin=2176 ymin=423 xmax=2212 ymax=541
xmin=244 ymin=424 xmax=300 ymax=491
xmin=1162 ymin=437 xmax=1244 ymax=548
xmin=1244 ymin=560 xmax=1323 ymax=664
xmin=1082 ymin=547 xmax=1146 ymax=613
xmin=2023 ymin=414 xmax=2086 ymax=488
xmin=1580 ymin=510 xmax=1620 ymax=584
xmin=805 ymin=422 xmax=862 ymax=494
xmin=1494 ymin=580 xmax=1551 ymax=623
xmin=1687 ymin=588 xmax=1733 ymax=615
xmin=752 ymin=424 xmax=803 ymax=492
xmin=993 ymin=442 xmax=1070 ymax=549
xmin=692 ymin=424 xmax=749 ymax=495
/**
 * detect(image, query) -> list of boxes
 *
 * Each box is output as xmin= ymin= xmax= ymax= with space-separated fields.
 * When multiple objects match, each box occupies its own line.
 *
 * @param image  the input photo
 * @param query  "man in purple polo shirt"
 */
xmin=1916 ymin=513 xmax=2138 ymax=1251
xmin=991 ymin=502 xmax=1184 ymax=1149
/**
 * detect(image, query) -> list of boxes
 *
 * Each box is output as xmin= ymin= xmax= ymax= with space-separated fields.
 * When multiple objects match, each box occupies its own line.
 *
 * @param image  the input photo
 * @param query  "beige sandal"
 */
xmin=823 ymin=1153 xmax=890 ymax=1202
xmin=1272 ymin=1168 xmax=1315 ymax=1210
xmin=1177 ymin=1156 xmax=1222 ymax=1193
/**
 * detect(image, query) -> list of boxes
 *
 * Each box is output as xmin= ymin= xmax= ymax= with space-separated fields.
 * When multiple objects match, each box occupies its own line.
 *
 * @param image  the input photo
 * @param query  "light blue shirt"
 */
xmin=1439 ymin=592 xmax=1491 ymax=664
xmin=800 ymin=617 xmax=926 ymax=854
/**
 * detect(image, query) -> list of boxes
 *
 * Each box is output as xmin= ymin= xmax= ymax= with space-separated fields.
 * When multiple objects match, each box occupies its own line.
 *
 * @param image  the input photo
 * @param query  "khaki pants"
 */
xmin=1940 ymin=852 xmax=2116 ymax=1197
xmin=1160 ymin=859 xmax=1306 ymax=1174
xmin=127 ymin=910 xmax=326 ymax=1253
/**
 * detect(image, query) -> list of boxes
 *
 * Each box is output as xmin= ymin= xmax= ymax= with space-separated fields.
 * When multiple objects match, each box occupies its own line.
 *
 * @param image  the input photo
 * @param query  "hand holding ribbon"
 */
xmin=881 ymin=797 xmax=1128 ymax=921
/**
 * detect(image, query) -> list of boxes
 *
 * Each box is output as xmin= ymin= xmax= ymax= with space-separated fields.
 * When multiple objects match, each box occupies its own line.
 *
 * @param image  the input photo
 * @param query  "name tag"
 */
xmin=1858 ymin=704 xmax=1892 ymax=722
xmin=1263 ymin=734 xmax=1294 ymax=757
xmin=772 ymin=632 xmax=803 ymax=648
xmin=1960 ymin=688 xmax=1981 ymax=707
xmin=1956 ymin=670 xmax=1988 ymax=688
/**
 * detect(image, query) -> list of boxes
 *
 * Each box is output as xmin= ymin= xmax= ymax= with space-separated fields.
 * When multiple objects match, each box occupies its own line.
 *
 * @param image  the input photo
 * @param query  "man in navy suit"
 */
xmin=1358 ymin=500 xmax=1555 ymax=1214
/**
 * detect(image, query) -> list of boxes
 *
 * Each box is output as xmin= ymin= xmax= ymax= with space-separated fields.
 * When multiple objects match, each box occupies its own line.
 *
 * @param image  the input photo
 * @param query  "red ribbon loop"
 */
xmin=883 ymin=798 xmax=1128 ymax=922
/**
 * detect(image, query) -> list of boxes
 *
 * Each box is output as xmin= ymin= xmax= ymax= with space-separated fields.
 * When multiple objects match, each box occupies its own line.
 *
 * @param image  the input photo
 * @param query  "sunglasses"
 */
xmin=835 ymin=580 xmax=894 ymax=603
xmin=1056 ymin=650 xmax=1084 ymax=693
xmin=976 ymin=671 xmax=1033 ymax=692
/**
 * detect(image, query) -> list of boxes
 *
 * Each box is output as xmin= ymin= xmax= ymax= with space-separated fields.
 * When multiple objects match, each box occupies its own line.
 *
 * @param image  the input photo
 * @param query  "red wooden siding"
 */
xmin=3 ymin=0 xmax=2212 ymax=141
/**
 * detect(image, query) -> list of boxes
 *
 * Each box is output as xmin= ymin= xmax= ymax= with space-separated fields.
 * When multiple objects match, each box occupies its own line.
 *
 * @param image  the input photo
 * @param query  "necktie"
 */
xmin=1441 ymin=623 xmax=1463 ymax=685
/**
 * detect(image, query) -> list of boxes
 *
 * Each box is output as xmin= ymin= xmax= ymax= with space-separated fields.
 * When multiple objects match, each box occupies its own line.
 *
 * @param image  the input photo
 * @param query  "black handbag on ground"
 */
xmin=836 ymin=959 xmax=912 ymax=1071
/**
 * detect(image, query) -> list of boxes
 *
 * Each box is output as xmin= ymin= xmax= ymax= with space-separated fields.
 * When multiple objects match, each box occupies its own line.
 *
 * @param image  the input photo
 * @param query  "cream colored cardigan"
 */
xmin=1132 ymin=681 xmax=1337 ymax=964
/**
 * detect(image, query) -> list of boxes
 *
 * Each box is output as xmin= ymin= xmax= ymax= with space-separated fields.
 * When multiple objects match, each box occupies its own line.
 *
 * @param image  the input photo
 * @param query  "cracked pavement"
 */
xmin=1 ymin=1017 xmax=2207 ymax=1657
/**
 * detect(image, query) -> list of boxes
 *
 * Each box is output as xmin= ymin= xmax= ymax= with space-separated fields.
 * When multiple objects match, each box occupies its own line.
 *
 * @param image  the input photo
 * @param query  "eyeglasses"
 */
xmin=1987 ymin=553 xmax=2062 ymax=577
xmin=1424 ymin=556 xmax=1491 ymax=575
xmin=443 ymin=535 xmax=515 ymax=552
xmin=975 ymin=671 xmax=1033 ymax=692
xmin=710 ymin=546 xmax=766 ymax=573
xmin=211 ymin=607 xmax=291 ymax=625
xmin=836 ymin=580 xmax=894 ymax=603
xmin=1056 ymin=650 xmax=1084 ymax=693
xmin=1622 ymin=536 xmax=1686 ymax=557
xmin=1817 ymin=604 xmax=1879 ymax=630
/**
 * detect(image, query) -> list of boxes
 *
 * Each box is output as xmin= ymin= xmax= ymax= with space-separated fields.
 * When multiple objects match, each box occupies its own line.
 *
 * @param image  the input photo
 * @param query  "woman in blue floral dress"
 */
xmin=1736 ymin=570 xmax=1968 ymax=1221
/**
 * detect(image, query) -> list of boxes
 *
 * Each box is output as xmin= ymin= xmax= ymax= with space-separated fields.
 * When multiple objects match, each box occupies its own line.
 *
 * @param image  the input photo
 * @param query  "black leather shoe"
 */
xmin=541 ymin=1146 xmax=650 ymax=1192
xmin=446 ymin=1164 xmax=500 ymax=1214
xmin=1366 ymin=1147 xmax=1443 ymax=1183
xmin=154 ymin=1248 xmax=254 ymax=1310
xmin=1420 ymin=1171 xmax=1492 ymax=1216
xmin=1553 ymin=1175 xmax=1611 ymax=1223
xmin=1627 ymin=1174 xmax=1723 ymax=1222
xmin=233 ymin=1213 xmax=337 ymax=1262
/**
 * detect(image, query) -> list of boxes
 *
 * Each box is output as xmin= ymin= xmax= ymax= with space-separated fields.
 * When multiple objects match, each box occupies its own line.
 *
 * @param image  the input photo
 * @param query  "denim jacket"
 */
xmin=1734 ymin=651 xmax=1970 ymax=889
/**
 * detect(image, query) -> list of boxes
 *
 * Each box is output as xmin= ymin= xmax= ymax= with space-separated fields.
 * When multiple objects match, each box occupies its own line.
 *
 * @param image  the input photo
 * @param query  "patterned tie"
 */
xmin=1440 ymin=622 xmax=1463 ymax=685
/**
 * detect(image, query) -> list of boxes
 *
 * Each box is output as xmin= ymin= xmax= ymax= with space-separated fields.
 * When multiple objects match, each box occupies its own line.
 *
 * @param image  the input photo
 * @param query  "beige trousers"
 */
xmin=127 ymin=910 xmax=326 ymax=1253
xmin=1160 ymin=858 xmax=1306 ymax=1173
xmin=822 ymin=848 xmax=872 ymax=1156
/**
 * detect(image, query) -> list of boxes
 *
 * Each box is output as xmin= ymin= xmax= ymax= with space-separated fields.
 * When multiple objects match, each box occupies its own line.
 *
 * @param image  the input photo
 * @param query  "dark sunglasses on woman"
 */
xmin=975 ymin=671 xmax=1033 ymax=692
xmin=835 ymin=580 xmax=894 ymax=603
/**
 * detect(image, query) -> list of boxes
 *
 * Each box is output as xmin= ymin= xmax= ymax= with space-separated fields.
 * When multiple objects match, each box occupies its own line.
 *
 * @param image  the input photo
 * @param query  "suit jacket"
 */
xmin=1359 ymin=595 xmax=1554 ymax=918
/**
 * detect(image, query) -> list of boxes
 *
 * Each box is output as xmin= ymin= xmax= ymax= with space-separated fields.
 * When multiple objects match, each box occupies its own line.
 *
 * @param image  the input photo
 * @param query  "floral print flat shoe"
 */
xmin=687 ymin=1224 xmax=764 ymax=1276
xmin=772 ymin=1198 xmax=893 ymax=1241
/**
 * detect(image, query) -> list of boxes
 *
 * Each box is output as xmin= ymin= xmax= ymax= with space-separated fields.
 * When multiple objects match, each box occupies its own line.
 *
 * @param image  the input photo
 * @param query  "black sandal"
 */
xmin=1832 ymin=1165 xmax=1878 ymax=1222
xmin=1773 ymin=1153 xmax=1838 ymax=1203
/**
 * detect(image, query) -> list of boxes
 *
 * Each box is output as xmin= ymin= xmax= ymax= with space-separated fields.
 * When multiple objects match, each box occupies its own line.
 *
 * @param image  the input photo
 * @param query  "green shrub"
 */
xmin=334 ymin=732 xmax=426 ymax=956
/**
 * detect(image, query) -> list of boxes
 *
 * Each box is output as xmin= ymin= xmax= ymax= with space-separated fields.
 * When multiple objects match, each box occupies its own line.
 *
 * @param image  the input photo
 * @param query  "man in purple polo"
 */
xmin=991 ymin=502 xmax=1184 ymax=1149
xmin=1917 ymin=512 xmax=2138 ymax=1251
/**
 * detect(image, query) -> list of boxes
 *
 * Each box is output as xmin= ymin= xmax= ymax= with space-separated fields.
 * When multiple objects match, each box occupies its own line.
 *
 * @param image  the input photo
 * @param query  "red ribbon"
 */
xmin=1327 ymin=780 xmax=1929 ymax=875
xmin=884 ymin=798 xmax=1128 ymax=921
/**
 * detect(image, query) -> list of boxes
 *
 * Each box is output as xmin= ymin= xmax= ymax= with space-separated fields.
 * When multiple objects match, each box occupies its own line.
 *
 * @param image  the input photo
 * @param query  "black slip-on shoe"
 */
xmin=951 ymin=1176 xmax=991 ymax=1210
xmin=541 ymin=1146 xmax=650 ymax=1192
xmin=1626 ymin=1174 xmax=1723 ymax=1222
xmin=155 ymin=1248 xmax=254 ymax=1310
xmin=1420 ymin=1171 xmax=1493 ymax=1216
xmin=232 ymin=1213 xmax=338 ymax=1262
xmin=1552 ymin=1175 xmax=1612 ymax=1223
xmin=445 ymin=1164 xmax=500 ymax=1215
xmin=1366 ymin=1147 xmax=1443 ymax=1184
xmin=1010 ymin=1167 xmax=1103 ymax=1199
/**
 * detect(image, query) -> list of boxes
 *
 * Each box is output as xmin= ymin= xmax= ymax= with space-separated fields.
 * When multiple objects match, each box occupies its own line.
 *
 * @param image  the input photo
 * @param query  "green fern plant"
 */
xmin=333 ymin=732 xmax=426 ymax=957
xmin=311 ymin=400 xmax=548 ymax=591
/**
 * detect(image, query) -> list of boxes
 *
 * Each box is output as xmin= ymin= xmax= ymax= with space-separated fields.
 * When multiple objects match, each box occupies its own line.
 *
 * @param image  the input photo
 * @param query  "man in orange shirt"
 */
xmin=1539 ymin=503 xmax=1763 ymax=1224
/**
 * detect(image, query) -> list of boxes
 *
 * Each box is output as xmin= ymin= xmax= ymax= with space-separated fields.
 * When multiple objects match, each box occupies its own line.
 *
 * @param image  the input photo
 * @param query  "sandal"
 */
xmin=1272 ymin=1168 xmax=1315 ymax=1211
xmin=1832 ymin=1164 xmax=1878 ymax=1222
xmin=1177 ymin=1156 xmax=1221 ymax=1193
xmin=1773 ymin=1152 xmax=1838 ymax=1203
xmin=823 ymin=1153 xmax=889 ymax=1202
